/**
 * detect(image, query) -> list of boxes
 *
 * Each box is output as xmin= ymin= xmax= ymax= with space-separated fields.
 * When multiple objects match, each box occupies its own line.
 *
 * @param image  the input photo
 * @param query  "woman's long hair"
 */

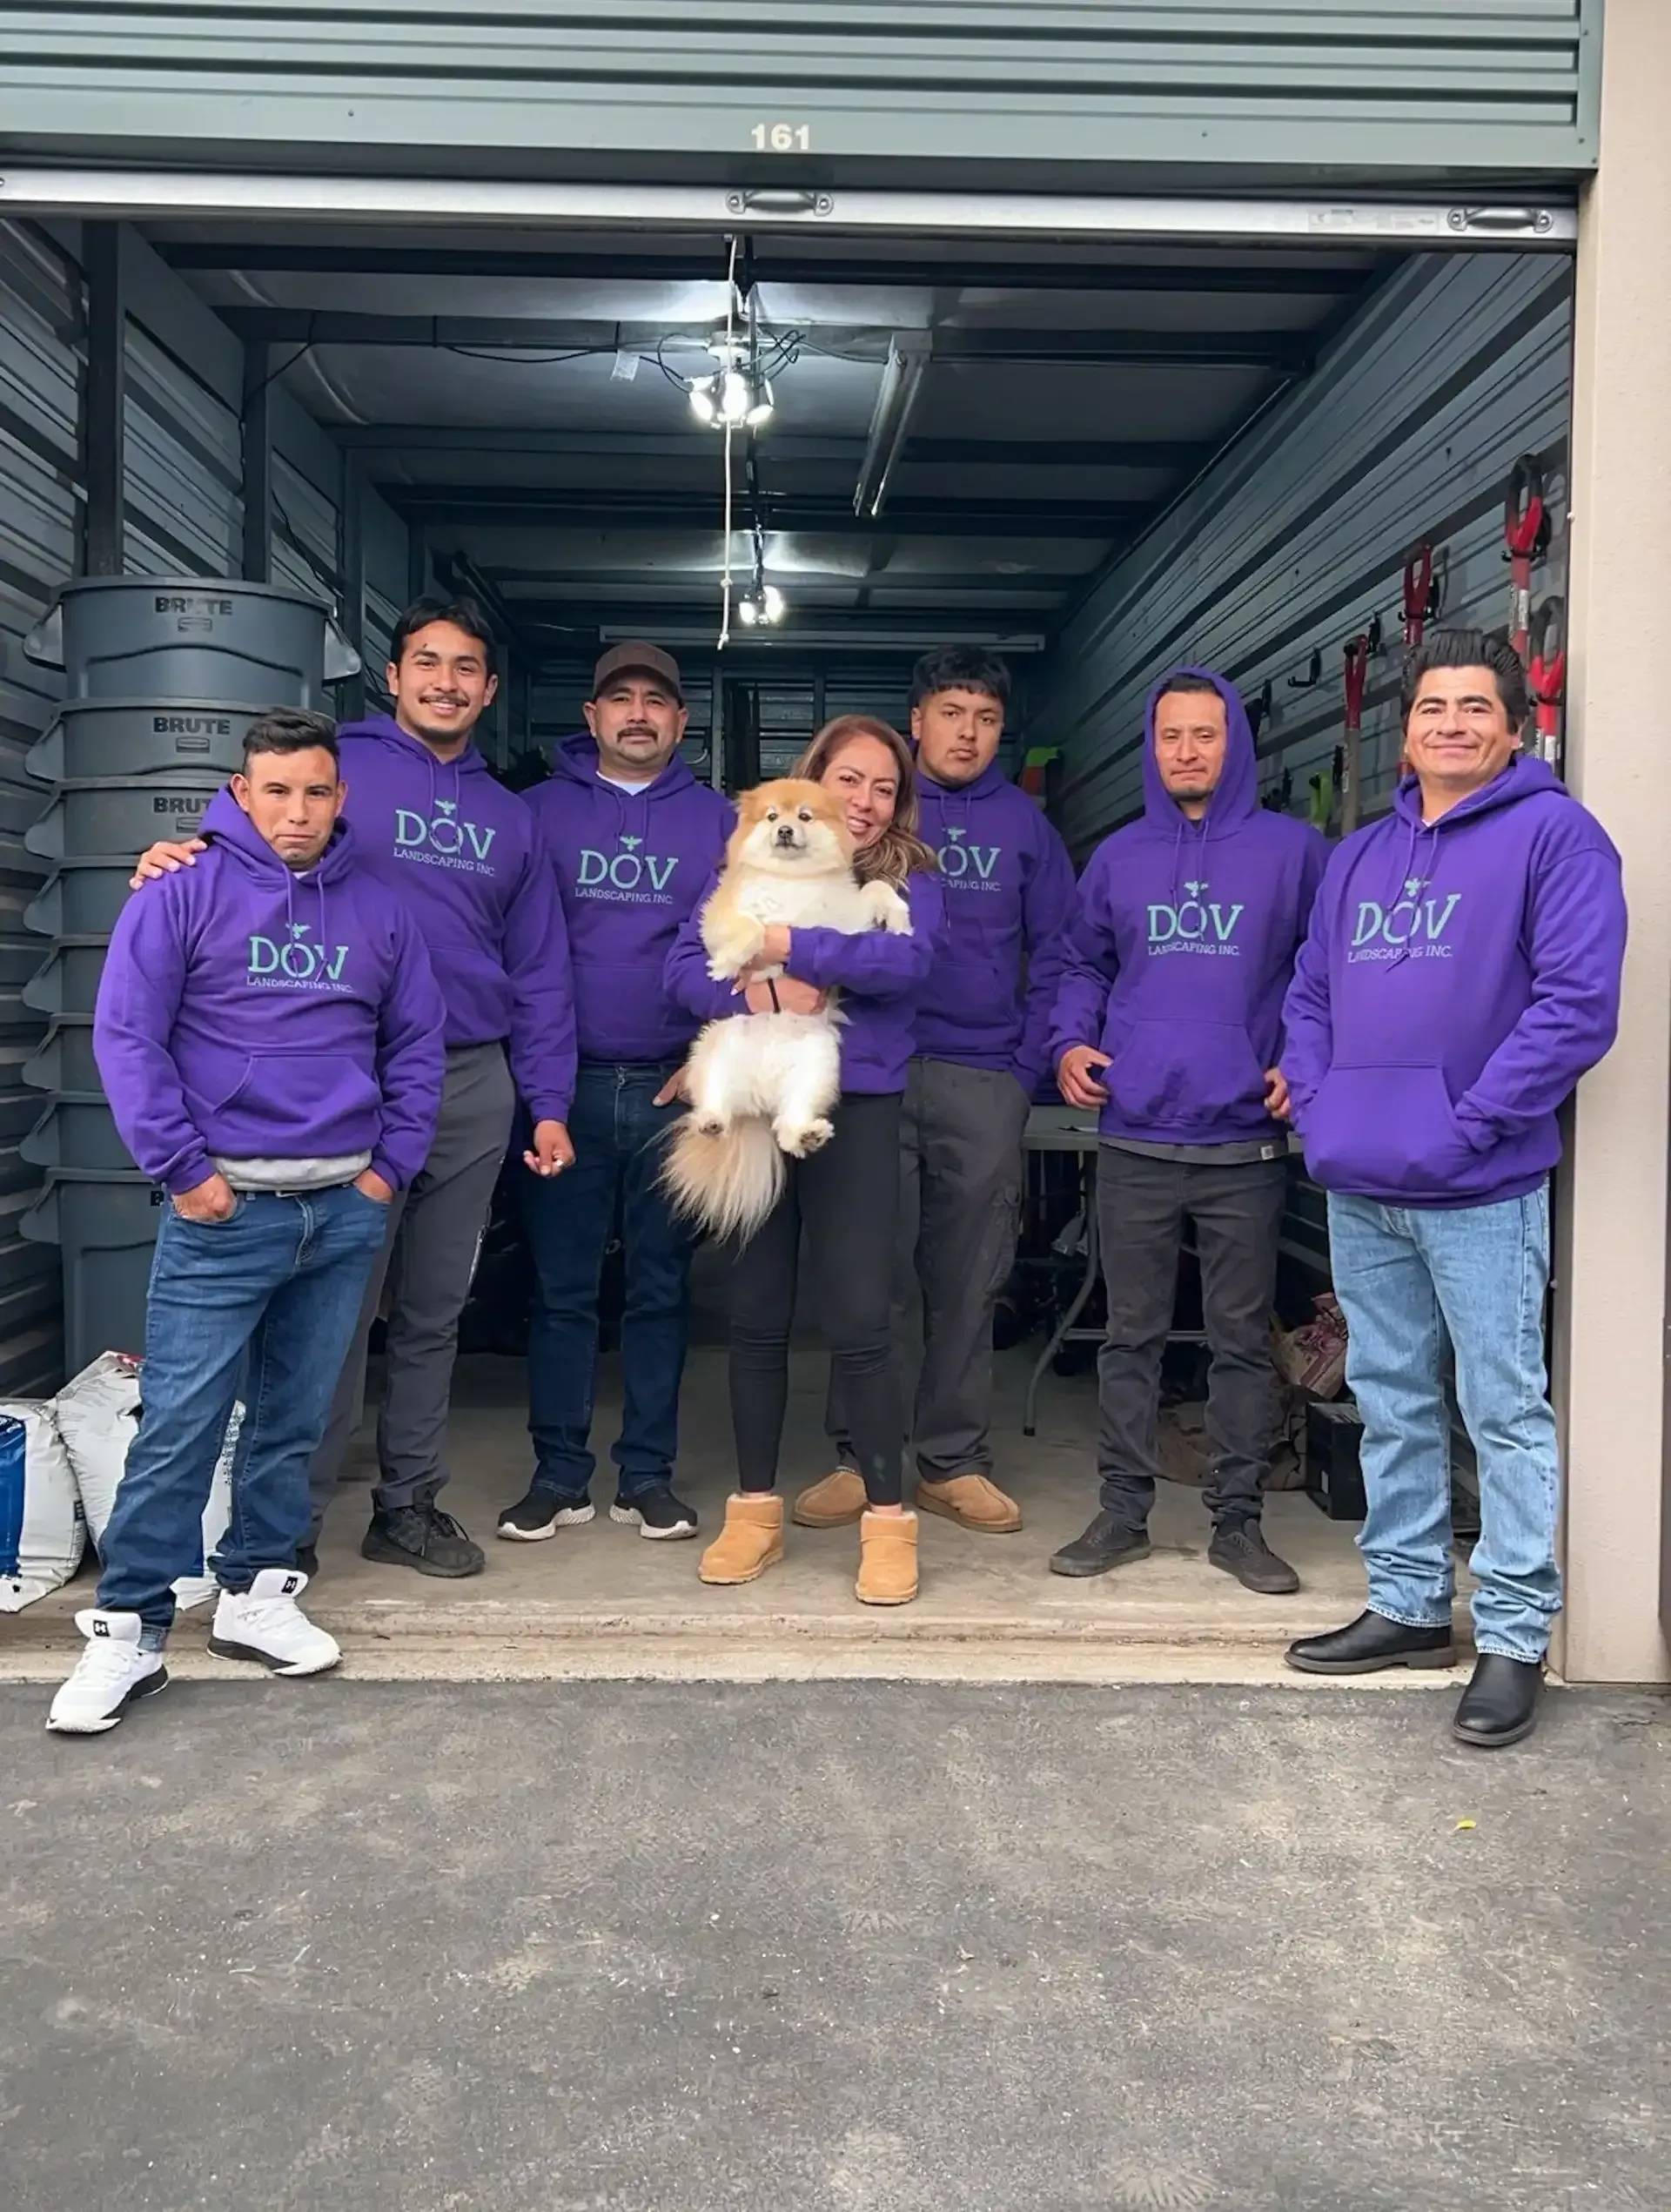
xmin=792 ymin=714 xmax=937 ymax=889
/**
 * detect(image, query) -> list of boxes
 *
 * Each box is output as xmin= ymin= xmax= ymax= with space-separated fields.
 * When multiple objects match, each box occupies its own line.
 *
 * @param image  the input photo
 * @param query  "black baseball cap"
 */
xmin=591 ymin=642 xmax=684 ymax=703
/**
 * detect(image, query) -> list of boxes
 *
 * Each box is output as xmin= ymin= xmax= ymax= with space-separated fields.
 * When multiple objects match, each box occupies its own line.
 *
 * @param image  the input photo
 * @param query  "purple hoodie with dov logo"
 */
xmin=913 ymin=761 xmax=1077 ymax=1095
xmin=1281 ymin=755 xmax=1626 ymax=1207
xmin=1046 ymin=667 xmax=1329 ymax=1146
xmin=96 ymin=786 xmax=446 ymax=1195
xmin=525 ymin=735 xmax=733 ymax=1063
xmin=330 ymin=716 xmax=575 ymax=1121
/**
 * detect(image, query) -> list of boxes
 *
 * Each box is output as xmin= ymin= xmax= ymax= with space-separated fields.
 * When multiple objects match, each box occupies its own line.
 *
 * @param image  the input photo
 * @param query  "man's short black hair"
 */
xmin=242 ymin=708 xmax=339 ymax=774
xmin=909 ymin=648 xmax=1010 ymax=714
xmin=390 ymin=594 xmax=499 ymax=678
xmin=1401 ymin=629 xmax=1528 ymax=730
xmin=1153 ymin=672 xmax=1224 ymax=699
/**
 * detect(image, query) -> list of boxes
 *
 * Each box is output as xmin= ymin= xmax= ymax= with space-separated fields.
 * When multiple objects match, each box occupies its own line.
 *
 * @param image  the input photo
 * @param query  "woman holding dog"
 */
xmin=664 ymin=716 xmax=943 ymax=1604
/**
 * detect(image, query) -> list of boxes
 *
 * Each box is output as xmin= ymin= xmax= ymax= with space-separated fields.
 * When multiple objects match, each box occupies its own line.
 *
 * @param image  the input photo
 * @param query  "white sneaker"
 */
xmin=208 ymin=1569 xmax=341 ymax=1677
xmin=47 ymin=1610 xmax=169 ymax=1734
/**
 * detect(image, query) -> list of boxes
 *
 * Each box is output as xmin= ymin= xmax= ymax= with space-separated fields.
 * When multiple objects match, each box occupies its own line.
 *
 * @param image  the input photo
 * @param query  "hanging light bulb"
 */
xmin=689 ymin=333 xmax=775 ymax=433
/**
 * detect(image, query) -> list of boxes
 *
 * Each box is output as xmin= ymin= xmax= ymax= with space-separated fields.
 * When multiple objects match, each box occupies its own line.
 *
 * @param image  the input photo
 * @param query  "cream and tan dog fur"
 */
xmin=661 ymin=778 xmax=911 ymax=1240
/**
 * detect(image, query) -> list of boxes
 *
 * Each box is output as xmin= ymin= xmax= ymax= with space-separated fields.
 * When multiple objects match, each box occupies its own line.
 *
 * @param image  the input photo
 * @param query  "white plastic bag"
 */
xmin=55 ymin=1351 xmax=241 ymax=1611
xmin=0 ymin=1398 xmax=86 ymax=1611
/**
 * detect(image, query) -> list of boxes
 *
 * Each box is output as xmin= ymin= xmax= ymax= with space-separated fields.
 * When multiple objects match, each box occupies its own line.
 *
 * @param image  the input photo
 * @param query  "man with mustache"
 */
xmin=130 ymin=597 xmax=576 ymax=1579
xmin=498 ymin=645 xmax=731 ymax=1545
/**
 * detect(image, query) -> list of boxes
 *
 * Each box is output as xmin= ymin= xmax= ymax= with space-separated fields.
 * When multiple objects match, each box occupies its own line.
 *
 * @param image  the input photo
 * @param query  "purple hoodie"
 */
xmin=1047 ymin=668 xmax=1329 ymax=1146
xmin=914 ymin=761 xmax=1077 ymax=1095
xmin=96 ymin=787 xmax=445 ymax=1195
xmin=526 ymin=735 xmax=733 ymax=1062
xmin=1282 ymin=756 xmax=1626 ymax=1207
xmin=664 ymin=867 xmax=945 ymax=1094
xmin=330 ymin=716 xmax=574 ymax=1121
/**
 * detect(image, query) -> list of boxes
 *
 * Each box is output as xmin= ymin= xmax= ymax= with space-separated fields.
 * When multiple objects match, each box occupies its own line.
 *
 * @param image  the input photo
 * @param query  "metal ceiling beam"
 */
xmin=159 ymin=241 xmax=1375 ymax=297
xmin=336 ymin=426 xmax=1208 ymax=469
xmin=392 ymin=488 xmax=1144 ymax=537
xmin=216 ymin=306 xmax=1313 ymax=370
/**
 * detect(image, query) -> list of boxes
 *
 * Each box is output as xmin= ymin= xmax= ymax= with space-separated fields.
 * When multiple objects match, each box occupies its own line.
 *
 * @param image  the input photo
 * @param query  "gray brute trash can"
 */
xmin=29 ymin=699 xmax=271 ymax=783
xmin=25 ymin=862 xmax=139 ymax=939
xmin=22 ymin=1173 xmax=162 ymax=1372
xmin=22 ymin=1096 xmax=136 ymax=1174
xmin=26 ymin=777 xmax=223 ymax=860
xmin=22 ymin=1019 xmax=99 ymax=1094
xmin=24 ymin=939 xmax=109 ymax=1017
xmin=23 ymin=576 xmax=359 ymax=708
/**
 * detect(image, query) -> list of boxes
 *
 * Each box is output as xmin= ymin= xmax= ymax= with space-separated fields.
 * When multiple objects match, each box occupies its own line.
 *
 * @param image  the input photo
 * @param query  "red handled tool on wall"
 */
xmin=1402 ymin=541 xmax=1438 ymax=647
xmin=1504 ymin=454 xmax=1548 ymax=661
xmin=1527 ymin=596 xmax=1566 ymax=769
xmin=1340 ymin=633 xmax=1371 ymax=837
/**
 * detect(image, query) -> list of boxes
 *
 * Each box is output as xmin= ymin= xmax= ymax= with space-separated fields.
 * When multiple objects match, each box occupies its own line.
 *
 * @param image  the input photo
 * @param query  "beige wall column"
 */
xmin=1559 ymin=0 xmax=1671 ymax=1684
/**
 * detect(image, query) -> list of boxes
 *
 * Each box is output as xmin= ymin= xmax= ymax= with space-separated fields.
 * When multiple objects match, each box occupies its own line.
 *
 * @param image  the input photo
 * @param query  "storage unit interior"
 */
xmin=0 ymin=200 xmax=1574 ymax=1619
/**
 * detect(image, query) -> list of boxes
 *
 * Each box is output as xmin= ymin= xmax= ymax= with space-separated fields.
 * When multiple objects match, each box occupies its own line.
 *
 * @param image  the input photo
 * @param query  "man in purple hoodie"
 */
xmin=795 ymin=649 xmax=1075 ymax=1535
xmin=497 ymin=644 xmax=730 ymax=1544
xmin=1047 ymin=669 xmax=1328 ymax=1593
xmin=50 ymin=711 xmax=444 ymax=1734
xmin=1282 ymin=631 xmax=1626 ymax=1750
xmin=131 ymin=597 xmax=575 ymax=1580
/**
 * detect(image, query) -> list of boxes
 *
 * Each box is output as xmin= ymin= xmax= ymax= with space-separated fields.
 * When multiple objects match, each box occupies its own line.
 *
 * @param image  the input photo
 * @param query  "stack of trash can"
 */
xmin=18 ymin=577 xmax=359 ymax=1372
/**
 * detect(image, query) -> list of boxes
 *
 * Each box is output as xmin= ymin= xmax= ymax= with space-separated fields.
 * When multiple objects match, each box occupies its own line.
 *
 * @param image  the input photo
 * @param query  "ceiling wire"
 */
xmin=717 ymin=235 xmax=740 ymax=652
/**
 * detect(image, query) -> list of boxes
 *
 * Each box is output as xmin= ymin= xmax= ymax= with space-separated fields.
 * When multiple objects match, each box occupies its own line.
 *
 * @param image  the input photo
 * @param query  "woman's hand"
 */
xmin=743 ymin=978 xmax=825 ymax=1016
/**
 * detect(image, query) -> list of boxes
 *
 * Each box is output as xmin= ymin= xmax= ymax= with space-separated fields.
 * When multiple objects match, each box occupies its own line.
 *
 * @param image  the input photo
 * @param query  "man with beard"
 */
xmin=498 ymin=645 xmax=731 ymax=1545
xmin=130 ymin=596 xmax=575 ymax=1578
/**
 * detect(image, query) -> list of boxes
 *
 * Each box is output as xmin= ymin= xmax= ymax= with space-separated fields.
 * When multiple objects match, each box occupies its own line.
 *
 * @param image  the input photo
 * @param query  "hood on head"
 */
xmin=551 ymin=730 xmax=695 ymax=797
xmin=1141 ymin=666 xmax=1258 ymax=830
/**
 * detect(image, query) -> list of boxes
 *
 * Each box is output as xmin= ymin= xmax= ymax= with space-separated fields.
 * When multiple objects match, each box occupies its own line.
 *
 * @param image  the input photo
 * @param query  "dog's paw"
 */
xmin=703 ymin=911 xmax=767 ymax=977
xmin=860 ymin=881 xmax=912 ymax=935
xmin=775 ymin=1117 xmax=835 ymax=1158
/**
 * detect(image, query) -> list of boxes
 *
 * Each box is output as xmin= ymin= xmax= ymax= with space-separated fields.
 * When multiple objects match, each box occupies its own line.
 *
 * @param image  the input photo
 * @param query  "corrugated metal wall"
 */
xmin=0 ymin=218 xmax=403 ymax=1389
xmin=0 ymin=3 xmax=1603 ymax=178
xmin=1031 ymin=249 xmax=1574 ymax=1282
xmin=1039 ymin=252 xmax=1574 ymax=854
xmin=0 ymin=221 xmax=77 ymax=1392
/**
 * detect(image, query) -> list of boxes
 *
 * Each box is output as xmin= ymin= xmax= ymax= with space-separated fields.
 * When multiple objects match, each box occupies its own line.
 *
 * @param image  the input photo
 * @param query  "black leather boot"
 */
xmin=1286 ymin=1609 xmax=1456 ymax=1675
xmin=1452 ymin=1654 xmax=1543 ymax=1748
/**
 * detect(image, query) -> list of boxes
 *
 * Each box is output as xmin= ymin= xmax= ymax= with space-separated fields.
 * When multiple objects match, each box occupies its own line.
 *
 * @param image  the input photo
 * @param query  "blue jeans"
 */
xmin=520 ymin=1061 xmax=695 ymax=1501
xmin=1325 ymin=1185 xmax=1560 ymax=1664
xmin=97 ymin=1185 xmax=391 ymax=1634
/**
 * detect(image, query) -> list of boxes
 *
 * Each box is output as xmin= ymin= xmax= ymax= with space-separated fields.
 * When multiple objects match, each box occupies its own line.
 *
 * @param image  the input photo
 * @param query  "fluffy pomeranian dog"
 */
xmin=661 ymin=778 xmax=911 ymax=1240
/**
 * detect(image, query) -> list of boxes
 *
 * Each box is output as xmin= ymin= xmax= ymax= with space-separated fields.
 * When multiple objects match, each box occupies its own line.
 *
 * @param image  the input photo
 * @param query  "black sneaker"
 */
xmin=1049 ymin=1509 xmax=1152 ymax=1578
xmin=362 ymin=1502 xmax=486 ymax=1578
xmin=495 ymin=1489 xmax=596 ymax=1543
xmin=611 ymin=1485 xmax=699 ymax=1540
xmin=1208 ymin=1518 xmax=1301 ymax=1596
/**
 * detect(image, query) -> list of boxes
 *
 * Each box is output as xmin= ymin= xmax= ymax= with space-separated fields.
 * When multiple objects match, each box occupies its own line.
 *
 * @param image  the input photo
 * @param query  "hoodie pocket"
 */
xmin=1299 ymin=1066 xmax=1477 ymax=1196
xmin=1105 ymin=1019 xmax=1265 ymax=1129
xmin=208 ymin=1053 xmax=382 ymax=1136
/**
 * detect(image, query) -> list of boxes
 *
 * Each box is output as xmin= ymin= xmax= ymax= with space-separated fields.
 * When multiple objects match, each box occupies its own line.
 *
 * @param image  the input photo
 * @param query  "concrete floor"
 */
xmin=2 ymin=1678 xmax=1666 ymax=2212
xmin=1 ymin=1348 xmax=1417 ymax=1682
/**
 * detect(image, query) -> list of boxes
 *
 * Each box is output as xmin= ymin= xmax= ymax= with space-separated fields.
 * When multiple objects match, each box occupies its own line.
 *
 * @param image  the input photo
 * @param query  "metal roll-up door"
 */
xmin=0 ymin=3 xmax=1603 ymax=184
xmin=0 ymin=221 xmax=78 ymax=1394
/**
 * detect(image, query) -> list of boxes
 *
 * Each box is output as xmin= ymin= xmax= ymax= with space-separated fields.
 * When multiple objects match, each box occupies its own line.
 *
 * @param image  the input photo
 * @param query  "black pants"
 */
xmin=727 ymin=1092 xmax=903 ymax=1506
xmin=1095 ymin=1147 xmax=1289 ymax=1526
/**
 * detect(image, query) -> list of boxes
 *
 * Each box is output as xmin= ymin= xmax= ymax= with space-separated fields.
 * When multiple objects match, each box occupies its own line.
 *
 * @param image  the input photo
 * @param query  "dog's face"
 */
xmin=728 ymin=778 xmax=855 ymax=876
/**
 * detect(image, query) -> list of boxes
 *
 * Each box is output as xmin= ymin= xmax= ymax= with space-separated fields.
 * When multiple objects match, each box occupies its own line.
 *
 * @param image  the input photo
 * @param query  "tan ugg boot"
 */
xmin=791 ymin=1466 xmax=867 ymax=1529
xmin=698 ymin=1494 xmax=785 ymax=1585
xmin=856 ymin=1510 xmax=919 ymax=1605
xmin=916 ymin=1472 xmax=1023 ymax=1535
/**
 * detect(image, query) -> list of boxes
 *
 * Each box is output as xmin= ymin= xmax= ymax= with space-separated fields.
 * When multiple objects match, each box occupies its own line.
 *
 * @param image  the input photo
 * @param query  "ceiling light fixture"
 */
xmin=853 ymin=332 xmax=932 ymax=519
xmin=735 ymin=521 xmax=786 ymax=627
xmin=690 ymin=283 xmax=775 ymax=432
